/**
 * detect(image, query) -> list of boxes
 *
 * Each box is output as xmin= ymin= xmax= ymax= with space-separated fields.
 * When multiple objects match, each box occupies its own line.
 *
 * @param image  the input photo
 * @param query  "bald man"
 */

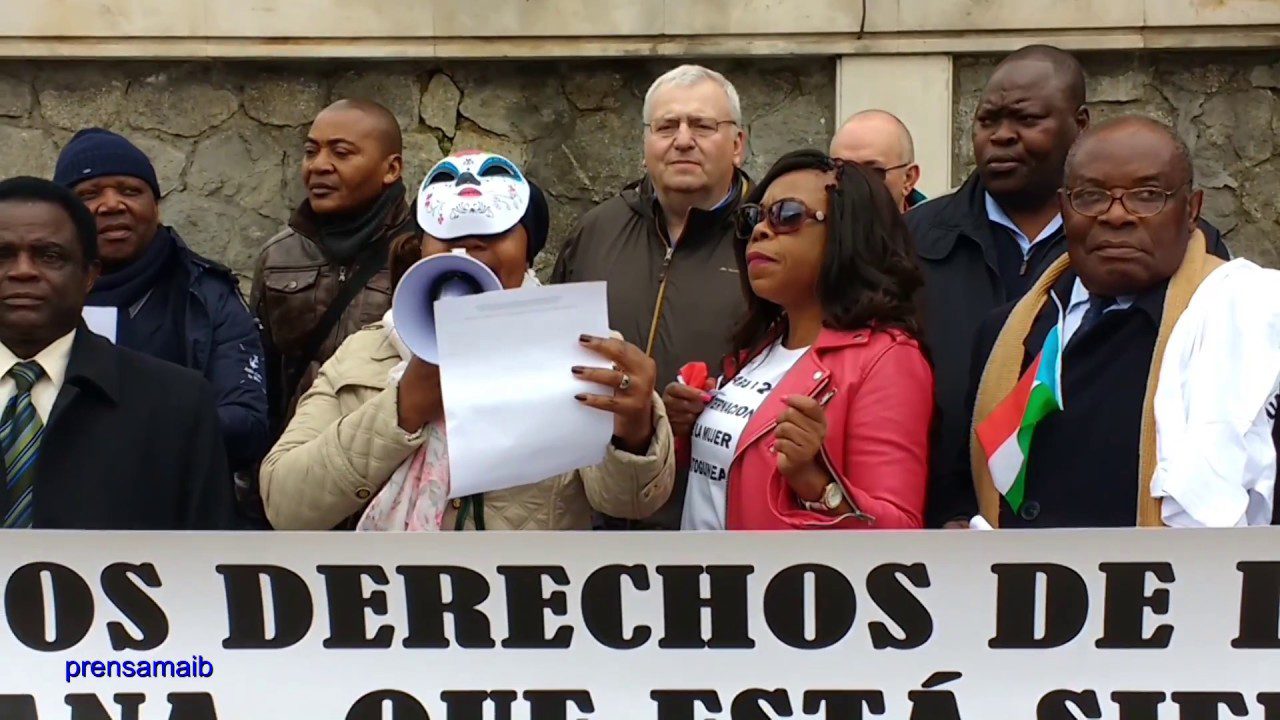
xmin=252 ymin=98 xmax=416 ymax=445
xmin=830 ymin=109 xmax=925 ymax=212
xmin=943 ymin=115 xmax=1278 ymax=529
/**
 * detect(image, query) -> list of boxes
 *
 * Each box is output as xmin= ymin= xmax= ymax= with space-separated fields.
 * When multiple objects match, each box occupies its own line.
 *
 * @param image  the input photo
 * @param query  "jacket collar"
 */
xmin=287 ymin=183 xmax=413 ymax=247
xmin=913 ymin=171 xmax=998 ymax=261
xmin=1052 ymin=270 xmax=1166 ymax=326
xmin=729 ymin=325 xmax=874 ymax=378
xmin=168 ymin=227 xmax=235 ymax=284
xmin=623 ymin=168 xmax=752 ymax=246
xmin=51 ymin=324 xmax=121 ymax=419
xmin=1024 ymin=271 xmax=1168 ymax=356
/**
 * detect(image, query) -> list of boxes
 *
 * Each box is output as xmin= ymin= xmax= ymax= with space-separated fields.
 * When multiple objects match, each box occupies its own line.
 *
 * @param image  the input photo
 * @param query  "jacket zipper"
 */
xmin=728 ymin=377 xmax=874 ymax=524
xmin=644 ymin=244 xmax=675 ymax=357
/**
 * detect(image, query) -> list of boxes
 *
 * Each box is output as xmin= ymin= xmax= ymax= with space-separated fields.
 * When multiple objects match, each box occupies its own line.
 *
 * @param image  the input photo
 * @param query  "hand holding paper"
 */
xmin=434 ymin=281 xmax=615 ymax=499
xmin=571 ymin=334 xmax=657 ymax=455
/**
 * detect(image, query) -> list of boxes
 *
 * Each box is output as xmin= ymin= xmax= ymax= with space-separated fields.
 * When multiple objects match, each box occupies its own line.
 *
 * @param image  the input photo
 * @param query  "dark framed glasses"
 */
xmin=1064 ymin=186 xmax=1185 ymax=218
xmin=735 ymin=198 xmax=827 ymax=238
xmin=864 ymin=161 xmax=912 ymax=181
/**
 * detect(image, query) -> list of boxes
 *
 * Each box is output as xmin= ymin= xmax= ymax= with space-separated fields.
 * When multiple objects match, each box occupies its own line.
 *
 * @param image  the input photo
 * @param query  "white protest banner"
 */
xmin=2 ymin=528 xmax=1279 ymax=719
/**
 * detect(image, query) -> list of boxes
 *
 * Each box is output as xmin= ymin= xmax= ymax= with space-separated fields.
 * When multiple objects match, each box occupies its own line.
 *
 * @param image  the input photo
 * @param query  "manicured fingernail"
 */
xmin=574 ymin=393 xmax=587 ymax=401
xmin=578 ymin=334 xmax=592 ymax=343
xmin=571 ymin=366 xmax=585 ymax=375
xmin=700 ymin=392 xmax=713 ymax=403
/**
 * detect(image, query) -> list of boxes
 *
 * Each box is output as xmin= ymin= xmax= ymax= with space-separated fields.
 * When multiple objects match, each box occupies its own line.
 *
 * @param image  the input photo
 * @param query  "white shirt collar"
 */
xmin=1068 ymin=277 xmax=1136 ymax=312
xmin=0 ymin=329 xmax=76 ymax=388
xmin=984 ymin=192 xmax=1063 ymax=256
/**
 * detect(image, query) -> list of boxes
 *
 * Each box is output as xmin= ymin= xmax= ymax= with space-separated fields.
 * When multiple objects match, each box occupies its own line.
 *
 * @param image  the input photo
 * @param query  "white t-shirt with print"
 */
xmin=681 ymin=339 xmax=810 ymax=530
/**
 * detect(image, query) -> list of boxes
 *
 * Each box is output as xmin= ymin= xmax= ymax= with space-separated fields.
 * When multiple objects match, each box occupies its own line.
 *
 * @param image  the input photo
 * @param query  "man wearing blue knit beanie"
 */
xmin=54 ymin=128 xmax=269 ymax=511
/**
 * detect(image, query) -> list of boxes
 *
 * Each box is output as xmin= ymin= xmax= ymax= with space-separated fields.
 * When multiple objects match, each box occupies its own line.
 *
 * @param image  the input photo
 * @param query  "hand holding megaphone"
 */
xmin=391 ymin=249 xmax=502 ymax=432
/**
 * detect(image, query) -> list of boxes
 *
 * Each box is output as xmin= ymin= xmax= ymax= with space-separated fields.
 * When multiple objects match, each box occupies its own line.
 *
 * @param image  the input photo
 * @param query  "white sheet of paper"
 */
xmin=435 ymin=281 xmax=613 ymax=499
xmin=82 ymin=306 xmax=118 ymax=343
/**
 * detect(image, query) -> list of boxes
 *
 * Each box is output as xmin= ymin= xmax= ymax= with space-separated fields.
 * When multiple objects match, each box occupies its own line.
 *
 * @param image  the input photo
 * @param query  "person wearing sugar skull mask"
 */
xmin=260 ymin=151 xmax=676 ymax=531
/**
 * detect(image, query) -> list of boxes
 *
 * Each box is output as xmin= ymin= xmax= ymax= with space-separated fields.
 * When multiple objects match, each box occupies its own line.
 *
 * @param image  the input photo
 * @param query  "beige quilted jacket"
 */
xmin=260 ymin=323 xmax=675 ymax=530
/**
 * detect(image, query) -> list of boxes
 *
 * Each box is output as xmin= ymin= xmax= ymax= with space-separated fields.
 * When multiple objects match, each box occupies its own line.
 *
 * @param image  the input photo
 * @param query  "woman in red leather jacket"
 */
xmin=666 ymin=149 xmax=934 ymax=530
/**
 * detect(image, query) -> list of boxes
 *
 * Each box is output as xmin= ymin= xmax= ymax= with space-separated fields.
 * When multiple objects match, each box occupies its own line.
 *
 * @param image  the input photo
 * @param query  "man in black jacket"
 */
xmin=908 ymin=45 xmax=1231 ymax=526
xmin=53 ymin=129 xmax=269 ymax=481
xmin=0 ymin=176 xmax=233 ymax=529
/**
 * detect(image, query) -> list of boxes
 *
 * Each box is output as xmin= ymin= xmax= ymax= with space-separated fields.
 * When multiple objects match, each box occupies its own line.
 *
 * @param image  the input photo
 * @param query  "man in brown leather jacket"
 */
xmin=251 ymin=99 xmax=417 ymax=434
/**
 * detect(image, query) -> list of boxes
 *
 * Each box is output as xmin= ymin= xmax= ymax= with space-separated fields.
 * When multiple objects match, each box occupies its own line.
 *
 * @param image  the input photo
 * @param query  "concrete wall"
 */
xmin=7 ymin=0 xmax=1280 ymax=58
xmin=953 ymin=51 xmax=1280 ymax=267
xmin=0 ymin=59 xmax=834 ymax=280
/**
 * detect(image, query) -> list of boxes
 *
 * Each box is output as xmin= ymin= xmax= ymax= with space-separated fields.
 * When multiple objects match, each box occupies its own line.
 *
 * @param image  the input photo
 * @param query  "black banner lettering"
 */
xmin=101 ymin=563 xmax=169 ymax=652
xmin=581 ymin=565 xmax=652 ymax=649
xmin=1037 ymin=690 xmax=1101 ymax=720
xmin=318 ymin=565 xmax=394 ymax=650
xmin=1233 ymin=562 xmax=1280 ymax=649
xmin=346 ymin=690 xmax=431 ymax=720
xmin=523 ymin=690 xmax=594 ymax=720
xmin=867 ymin=563 xmax=934 ymax=650
xmin=6 ymin=562 xmax=95 ymax=652
xmin=1096 ymin=562 xmax=1174 ymax=649
xmin=498 ymin=566 xmax=573 ymax=649
xmin=1170 ymin=692 xmax=1248 ymax=719
xmin=802 ymin=690 xmax=885 ymax=719
xmin=990 ymin=563 xmax=1088 ymax=649
xmin=651 ymin=690 xmax=722 ymax=720
xmin=657 ymin=566 xmax=754 ymax=649
xmin=731 ymin=689 xmax=792 ymax=719
xmin=440 ymin=691 xmax=516 ymax=720
xmin=763 ymin=564 xmax=856 ymax=650
xmin=216 ymin=565 xmax=312 ymax=650
xmin=398 ymin=566 xmax=494 ymax=649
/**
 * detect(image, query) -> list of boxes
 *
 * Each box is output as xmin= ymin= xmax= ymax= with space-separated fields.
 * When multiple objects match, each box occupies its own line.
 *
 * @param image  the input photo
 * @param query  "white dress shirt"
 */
xmin=1060 ymin=278 xmax=1135 ymax=348
xmin=0 ymin=330 xmax=76 ymax=423
xmin=984 ymin=192 xmax=1064 ymax=257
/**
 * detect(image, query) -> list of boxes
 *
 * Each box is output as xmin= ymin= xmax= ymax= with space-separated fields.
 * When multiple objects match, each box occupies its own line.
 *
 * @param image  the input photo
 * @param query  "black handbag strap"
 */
xmin=287 ymin=235 xmax=393 ymax=393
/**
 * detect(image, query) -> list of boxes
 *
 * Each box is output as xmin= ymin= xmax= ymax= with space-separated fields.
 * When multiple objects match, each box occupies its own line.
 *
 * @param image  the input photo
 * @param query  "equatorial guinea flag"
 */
xmin=976 ymin=325 xmax=1065 ymax=512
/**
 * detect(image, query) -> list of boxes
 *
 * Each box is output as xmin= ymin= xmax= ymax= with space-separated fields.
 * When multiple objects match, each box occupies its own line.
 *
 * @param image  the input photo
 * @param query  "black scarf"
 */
xmin=87 ymin=226 xmax=177 ymax=308
xmin=314 ymin=182 xmax=408 ymax=266
xmin=86 ymin=227 xmax=188 ymax=365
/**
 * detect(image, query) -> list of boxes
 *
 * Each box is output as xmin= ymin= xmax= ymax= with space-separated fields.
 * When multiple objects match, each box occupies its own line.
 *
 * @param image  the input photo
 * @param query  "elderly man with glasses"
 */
xmin=552 ymin=64 xmax=751 ymax=530
xmin=938 ymin=115 xmax=1280 ymax=530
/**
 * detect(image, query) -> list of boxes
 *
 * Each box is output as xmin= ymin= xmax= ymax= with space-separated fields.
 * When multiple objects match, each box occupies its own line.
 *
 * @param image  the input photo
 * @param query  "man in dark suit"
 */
xmin=0 ymin=176 xmax=233 ymax=529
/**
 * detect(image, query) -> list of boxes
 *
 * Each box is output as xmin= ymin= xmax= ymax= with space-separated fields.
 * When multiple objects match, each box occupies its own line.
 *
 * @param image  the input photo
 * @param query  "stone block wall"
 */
xmin=954 ymin=51 xmax=1280 ymax=267
xmin=0 ymin=59 xmax=835 ymax=283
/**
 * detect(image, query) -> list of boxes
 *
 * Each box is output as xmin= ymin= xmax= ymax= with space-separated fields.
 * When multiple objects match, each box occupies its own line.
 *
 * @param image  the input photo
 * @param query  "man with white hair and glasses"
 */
xmin=552 ymin=63 xmax=751 ymax=530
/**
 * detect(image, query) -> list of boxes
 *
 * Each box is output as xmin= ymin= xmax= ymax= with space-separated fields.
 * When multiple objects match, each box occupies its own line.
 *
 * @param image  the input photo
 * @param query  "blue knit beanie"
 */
xmin=53 ymin=128 xmax=160 ymax=199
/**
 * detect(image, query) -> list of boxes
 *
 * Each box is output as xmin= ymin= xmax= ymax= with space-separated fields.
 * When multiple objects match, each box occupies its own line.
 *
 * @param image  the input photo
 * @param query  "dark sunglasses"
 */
xmin=735 ymin=198 xmax=827 ymax=238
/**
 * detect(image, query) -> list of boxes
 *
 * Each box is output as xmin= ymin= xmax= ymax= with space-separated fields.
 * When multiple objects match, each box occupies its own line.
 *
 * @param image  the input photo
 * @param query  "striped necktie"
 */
xmin=2 ymin=361 xmax=45 ymax=528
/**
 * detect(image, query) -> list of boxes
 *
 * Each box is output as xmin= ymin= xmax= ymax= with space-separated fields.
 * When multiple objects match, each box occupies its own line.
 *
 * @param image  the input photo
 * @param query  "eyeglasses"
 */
xmin=735 ymin=198 xmax=826 ymax=239
xmin=1064 ymin=186 xmax=1185 ymax=218
xmin=646 ymin=115 xmax=738 ymax=139
xmin=864 ymin=162 xmax=912 ymax=181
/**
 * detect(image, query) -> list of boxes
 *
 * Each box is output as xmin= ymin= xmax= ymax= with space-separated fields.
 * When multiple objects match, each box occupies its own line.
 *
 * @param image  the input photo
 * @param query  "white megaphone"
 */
xmin=391 ymin=248 xmax=503 ymax=363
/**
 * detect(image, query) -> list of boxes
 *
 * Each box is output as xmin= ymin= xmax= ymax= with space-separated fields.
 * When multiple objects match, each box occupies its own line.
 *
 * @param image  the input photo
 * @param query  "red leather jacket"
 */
xmin=724 ymin=327 xmax=933 ymax=530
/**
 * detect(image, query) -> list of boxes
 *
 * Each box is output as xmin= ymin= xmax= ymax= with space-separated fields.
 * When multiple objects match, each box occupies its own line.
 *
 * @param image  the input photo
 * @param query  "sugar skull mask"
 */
xmin=416 ymin=151 xmax=531 ymax=240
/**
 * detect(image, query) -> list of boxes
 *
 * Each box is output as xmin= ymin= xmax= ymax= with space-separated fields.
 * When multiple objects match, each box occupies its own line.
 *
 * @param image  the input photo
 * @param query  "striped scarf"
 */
xmin=970 ymin=229 xmax=1223 ymax=528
